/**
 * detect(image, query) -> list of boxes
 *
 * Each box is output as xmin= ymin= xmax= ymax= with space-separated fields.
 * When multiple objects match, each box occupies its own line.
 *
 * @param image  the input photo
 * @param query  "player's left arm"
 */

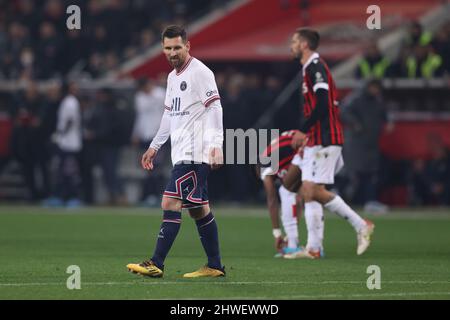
xmin=299 ymin=62 xmax=330 ymax=133
xmin=196 ymin=68 xmax=224 ymax=169
xmin=205 ymin=100 xmax=224 ymax=169
xmin=262 ymin=174 xmax=285 ymax=251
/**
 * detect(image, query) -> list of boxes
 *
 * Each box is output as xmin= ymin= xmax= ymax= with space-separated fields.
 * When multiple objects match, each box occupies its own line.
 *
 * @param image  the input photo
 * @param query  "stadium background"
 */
xmin=0 ymin=0 xmax=449 ymax=301
xmin=0 ymin=0 xmax=448 ymax=209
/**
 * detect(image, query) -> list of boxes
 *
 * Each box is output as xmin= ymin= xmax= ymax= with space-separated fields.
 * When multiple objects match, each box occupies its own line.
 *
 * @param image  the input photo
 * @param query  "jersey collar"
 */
xmin=176 ymin=56 xmax=193 ymax=76
xmin=302 ymin=52 xmax=320 ymax=75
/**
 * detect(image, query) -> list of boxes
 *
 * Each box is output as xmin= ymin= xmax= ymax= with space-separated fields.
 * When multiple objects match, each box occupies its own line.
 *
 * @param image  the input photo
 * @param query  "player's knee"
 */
xmin=188 ymin=205 xmax=209 ymax=220
xmin=161 ymin=196 xmax=182 ymax=211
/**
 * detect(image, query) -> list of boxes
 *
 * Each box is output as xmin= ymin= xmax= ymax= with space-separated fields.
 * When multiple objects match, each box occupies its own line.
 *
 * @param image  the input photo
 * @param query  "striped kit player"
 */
xmin=288 ymin=28 xmax=374 ymax=259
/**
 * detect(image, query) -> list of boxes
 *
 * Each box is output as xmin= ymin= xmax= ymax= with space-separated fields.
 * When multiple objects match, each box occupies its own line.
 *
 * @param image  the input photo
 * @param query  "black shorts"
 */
xmin=163 ymin=162 xmax=210 ymax=209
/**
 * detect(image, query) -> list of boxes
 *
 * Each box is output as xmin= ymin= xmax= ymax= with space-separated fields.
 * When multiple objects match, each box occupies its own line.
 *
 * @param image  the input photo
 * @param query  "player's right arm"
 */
xmin=262 ymin=175 xmax=284 ymax=250
xmin=292 ymin=61 xmax=329 ymax=149
xmin=143 ymin=109 xmax=171 ymax=170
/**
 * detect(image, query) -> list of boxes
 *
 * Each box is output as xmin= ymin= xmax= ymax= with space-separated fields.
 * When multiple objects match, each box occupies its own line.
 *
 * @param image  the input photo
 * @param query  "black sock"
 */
xmin=151 ymin=210 xmax=181 ymax=269
xmin=195 ymin=212 xmax=222 ymax=270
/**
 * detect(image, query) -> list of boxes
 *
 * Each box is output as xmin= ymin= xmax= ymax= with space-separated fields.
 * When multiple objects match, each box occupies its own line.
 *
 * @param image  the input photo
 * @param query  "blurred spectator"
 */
xmin=408 ymin=134 xmax=450 ymax=206
xmin=63 ymin=30 xmax=87 ymax=75
xmin=388 ymin=46 xmax=411 ymax=78
xmin=404 ymin=21 xmax=433 ymax=49
xmin=10 ymin=82 xmax=44 ymax=201
xmin=356 ymin=43 xmax=390 ymax=79
xmin=0 ymin=1 xmax=230 ymax=80
xmin=131 ymin=78 xmax=166 ymax=204
xmin=139 ymin=29 xmax=157 ymax=53
xmin=403 ymin=45 xmax=444 ymax=78
xmin=16 ymin=0 xmax=40 ymax=40
xmin=431 ymin=23 xmax=450 ymax=75
xmin=35 ymin=82 xmax=62 ymax=199
xmin=245 ymin=73 xmax=266 ymax=127
xmin=43 ymin=0 xmax=65 ymax=29
xmin=2 ymin=22 xmax=30 ymax=79
xmin=222 ymin=73 xmax=247 ymax=129
xmin=36 ymin=21 xmax=62 ymax=79
xmin=18 ymin=47 xmax=36 ymax=80
xmin=89 ymin=25 xmax=111 ymax=55
xmin=80 ymin=93 xmax=100 ymax=204
xmin=44 ymin=82 xmax=83 ymax=207
xmin=92 ymin=89 xmax=127 ymax=205
xmin=341 ymin=79 xmax=391 ymax=213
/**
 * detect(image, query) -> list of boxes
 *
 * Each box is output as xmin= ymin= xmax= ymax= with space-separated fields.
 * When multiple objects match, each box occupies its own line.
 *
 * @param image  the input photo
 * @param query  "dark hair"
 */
xmin=161 ymin=25 xmax=187 ymax=42
xmin=296 ymin=28 xmax=320 ymax=50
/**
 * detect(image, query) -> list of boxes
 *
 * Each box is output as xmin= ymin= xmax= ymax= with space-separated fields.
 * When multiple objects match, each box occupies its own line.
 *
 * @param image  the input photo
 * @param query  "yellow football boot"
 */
xmin=183 ymin=265 xmax=225 ymax=278
xmin=127 ymin=260 xmax=163 ymax=278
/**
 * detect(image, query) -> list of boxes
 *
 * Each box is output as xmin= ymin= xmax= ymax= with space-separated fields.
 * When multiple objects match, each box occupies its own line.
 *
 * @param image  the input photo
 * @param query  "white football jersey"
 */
xmin=55 ymin=94 xmax=82 ymax=152
xmin=163 ymin=57 xmax=221 ymax=165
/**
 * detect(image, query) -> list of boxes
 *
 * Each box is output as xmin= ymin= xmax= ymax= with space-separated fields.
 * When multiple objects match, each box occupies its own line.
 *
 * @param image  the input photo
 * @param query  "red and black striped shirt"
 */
xmin=301 ymin=53 xmax=344 ymax=146
xmin=261 ymin=130 xmax=299 ymax=180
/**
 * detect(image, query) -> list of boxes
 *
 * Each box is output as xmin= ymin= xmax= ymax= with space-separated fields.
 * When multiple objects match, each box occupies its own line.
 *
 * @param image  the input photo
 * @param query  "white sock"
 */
xmin=279 ymin=186 xmax=298 ymax=248
xmin=304 ymin=201 xmax=324 ymax=252
xmin=325 ymin=195 xmax=366 ymax=232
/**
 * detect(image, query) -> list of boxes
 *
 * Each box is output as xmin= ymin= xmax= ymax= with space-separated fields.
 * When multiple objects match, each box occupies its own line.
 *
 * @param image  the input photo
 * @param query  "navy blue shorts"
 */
xmin=163 ymin=163 xmax=210 ymax=209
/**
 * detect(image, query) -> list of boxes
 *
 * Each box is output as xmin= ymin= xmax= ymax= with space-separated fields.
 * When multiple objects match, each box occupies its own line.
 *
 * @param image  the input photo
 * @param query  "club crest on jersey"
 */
xmin=180 ymin=81 xmax=187 ymax=91
xmin=315 ymin=72 xmax=324 ymax=82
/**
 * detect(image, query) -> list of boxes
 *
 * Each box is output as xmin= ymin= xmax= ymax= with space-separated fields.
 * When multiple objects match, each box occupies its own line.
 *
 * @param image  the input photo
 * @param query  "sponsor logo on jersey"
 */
xmin=206 ymin=90 xmax=218 ymax=97
xmin=302 ymin=82 xmax=308 ymax=94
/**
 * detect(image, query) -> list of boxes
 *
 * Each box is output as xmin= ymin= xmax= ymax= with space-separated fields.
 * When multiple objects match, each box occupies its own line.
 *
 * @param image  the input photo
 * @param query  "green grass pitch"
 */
xmin=0 ymin=205 xmax=449 ymax=299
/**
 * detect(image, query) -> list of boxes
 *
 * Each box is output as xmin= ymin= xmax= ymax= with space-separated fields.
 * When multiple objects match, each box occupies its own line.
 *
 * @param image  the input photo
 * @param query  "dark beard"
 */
xmin=169 ymin=57 xmax=184 ymax=69
xmin=291 ymin=50 xmax=302 ymax=62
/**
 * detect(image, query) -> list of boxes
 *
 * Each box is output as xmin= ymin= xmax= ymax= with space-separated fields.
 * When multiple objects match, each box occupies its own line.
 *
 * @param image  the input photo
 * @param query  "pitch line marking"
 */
xmin=1 ymin=280 xmax=449 ymax=287
xmin=219 ymin=292 xmax=450 ymax=299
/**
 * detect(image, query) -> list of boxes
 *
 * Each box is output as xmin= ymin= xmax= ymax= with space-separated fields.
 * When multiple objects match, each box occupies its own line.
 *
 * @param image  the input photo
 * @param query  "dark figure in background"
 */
xmin=220 ymin=74 xmax=252 ymax=203
xmin=10 ymin=82 xmax=45 ymax=201
xmin=341 ymin=79 xmax=391 ymax=213
xmin=93 ymin=89 xmax=127 ymax=205
xmin=35 ymin=21 xmax=62 ymax=79
xmin=408 ymin=134 xmax=450 ymax=206
xmin=35 ymin=82 xmax=62 ymax=199
xmin=44 ymin=81 xmax=83 ymax=207
xmin=355 ymin=43 xmax=390 ymax=79
xmin=404 ymin=21 xmax=433 ymax=48
xmin=80 ymin=94 xmax=99 ymax=204
xmin=403 ymin=45 xmax=443 ymax=79
xmin=431 ymin=24 xmax=450 ymax=75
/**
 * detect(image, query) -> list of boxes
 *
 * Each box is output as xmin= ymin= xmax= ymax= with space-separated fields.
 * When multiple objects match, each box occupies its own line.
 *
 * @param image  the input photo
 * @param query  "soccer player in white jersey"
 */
xmin=127 ymin=25 xmax=225 ymax=278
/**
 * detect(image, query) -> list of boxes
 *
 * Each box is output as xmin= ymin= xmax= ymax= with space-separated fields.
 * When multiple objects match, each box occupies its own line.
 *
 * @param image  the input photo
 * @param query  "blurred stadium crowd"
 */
xmin=0 ymin=0 xmax=226 ymax=80
xmin=355 ymin=21 xmax=449 ymax=79
xmin=0 ymin=0 xmax=449 ymax=208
